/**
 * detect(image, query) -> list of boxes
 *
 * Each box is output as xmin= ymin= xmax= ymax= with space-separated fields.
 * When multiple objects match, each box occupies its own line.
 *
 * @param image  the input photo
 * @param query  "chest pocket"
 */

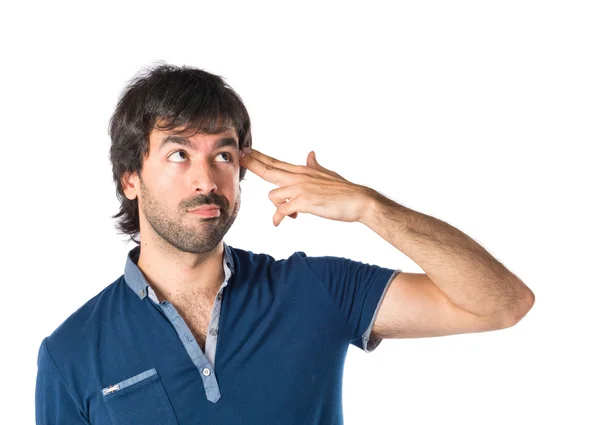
xmin=102 ymin=368 xmax=178 ymax=425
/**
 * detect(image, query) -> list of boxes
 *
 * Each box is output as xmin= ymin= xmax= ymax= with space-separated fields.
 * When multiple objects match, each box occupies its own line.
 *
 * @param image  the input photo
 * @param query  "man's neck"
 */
xmin=136 ymin=238 xmax=226 ymax=303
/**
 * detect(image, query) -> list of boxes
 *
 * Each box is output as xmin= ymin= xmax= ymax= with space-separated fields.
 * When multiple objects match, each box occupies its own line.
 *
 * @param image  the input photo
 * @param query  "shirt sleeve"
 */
xmin=36 ymin=338 xmax=89 ymax=425
xmin=296 ymin=252 xmax=402 ymax=353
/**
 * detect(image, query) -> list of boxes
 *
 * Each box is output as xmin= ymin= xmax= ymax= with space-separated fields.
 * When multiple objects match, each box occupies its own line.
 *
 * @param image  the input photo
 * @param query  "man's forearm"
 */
xmin=358 ymin=187 xmax=534 ymax=321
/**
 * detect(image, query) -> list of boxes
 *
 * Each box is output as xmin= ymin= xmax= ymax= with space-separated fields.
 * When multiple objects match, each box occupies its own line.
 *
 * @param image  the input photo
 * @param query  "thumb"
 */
xmin=306 ymin=150 xmax=348 ymax=182
xmin=307 ymin=151 xmax=319 ymax=168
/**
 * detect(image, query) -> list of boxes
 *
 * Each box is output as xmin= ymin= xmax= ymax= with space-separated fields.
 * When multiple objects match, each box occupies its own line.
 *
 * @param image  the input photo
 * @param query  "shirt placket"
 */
xmin=145 ymin=248 xmax=234 ymax=404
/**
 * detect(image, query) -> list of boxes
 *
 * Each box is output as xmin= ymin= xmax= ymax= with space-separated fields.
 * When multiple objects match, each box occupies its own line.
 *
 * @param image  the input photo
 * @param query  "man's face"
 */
xmin=124 ymin=125 xmax=242 ymax=254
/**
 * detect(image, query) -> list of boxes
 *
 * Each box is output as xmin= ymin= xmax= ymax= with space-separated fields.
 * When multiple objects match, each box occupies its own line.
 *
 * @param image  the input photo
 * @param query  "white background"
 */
xmin=1 ymin=1 xmax=598 ymax=424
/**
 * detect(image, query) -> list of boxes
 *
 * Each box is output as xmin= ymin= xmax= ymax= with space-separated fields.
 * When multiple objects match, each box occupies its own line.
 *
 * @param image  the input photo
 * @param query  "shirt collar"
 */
xmin=124 ymin=241 xmax=235 ymax=300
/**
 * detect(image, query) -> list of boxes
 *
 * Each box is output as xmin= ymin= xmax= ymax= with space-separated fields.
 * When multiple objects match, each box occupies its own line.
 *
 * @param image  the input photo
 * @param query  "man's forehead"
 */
xmin=151 ymin=126 xmax=237 ymax=138
xmin=150 ymin=126 xmax=238 ymax=150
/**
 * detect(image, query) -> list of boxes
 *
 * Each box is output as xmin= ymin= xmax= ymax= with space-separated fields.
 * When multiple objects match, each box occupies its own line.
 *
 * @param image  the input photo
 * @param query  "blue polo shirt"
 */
xmin=36 ymin=242 xmax=401 ymax=425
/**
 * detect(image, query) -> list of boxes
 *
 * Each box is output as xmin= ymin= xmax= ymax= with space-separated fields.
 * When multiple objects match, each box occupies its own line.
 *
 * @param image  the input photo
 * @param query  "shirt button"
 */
xmin=139 ymin=290 xmax=144 ymax=297
xmin=216 ymin=294 xmax=222 ymax=301
xmin=209 ymin=328 xmax=218 ymax=336
xmin=202 ymin=368 xmax=211 ymax=376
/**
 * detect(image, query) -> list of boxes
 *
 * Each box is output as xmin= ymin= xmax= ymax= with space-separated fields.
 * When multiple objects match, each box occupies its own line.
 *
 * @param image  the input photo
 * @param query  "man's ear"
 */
xmin=121 ymin=171 xmax=139 ymax=201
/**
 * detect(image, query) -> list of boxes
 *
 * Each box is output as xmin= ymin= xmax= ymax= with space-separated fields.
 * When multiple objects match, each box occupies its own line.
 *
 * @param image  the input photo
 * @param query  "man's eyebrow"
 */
xmin=158 ymin=135 xmax=239 ymax=151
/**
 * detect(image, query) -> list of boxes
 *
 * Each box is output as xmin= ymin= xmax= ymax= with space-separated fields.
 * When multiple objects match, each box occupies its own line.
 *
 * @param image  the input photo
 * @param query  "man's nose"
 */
xmin=191 ymin=163 xmax=218 ymax=194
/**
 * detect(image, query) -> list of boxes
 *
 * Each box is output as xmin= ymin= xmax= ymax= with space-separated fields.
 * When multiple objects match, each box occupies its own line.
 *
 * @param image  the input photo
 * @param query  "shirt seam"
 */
xmin=294 ymin=252 xmax=354 ymax=342
xmin=41 ymin=338 xmax=91 ymax=424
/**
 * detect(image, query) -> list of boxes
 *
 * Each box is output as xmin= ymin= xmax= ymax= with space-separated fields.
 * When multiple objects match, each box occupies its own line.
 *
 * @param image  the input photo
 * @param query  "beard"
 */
xmin=139 ymin=179 xmax=241 ymax=254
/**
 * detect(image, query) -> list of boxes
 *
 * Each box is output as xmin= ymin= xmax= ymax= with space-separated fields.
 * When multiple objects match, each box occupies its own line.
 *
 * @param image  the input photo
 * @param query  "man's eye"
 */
xmin=216 ymin=152 xmax=233 ymax=162
xmin=167 ymin=150 xmax=188 ymax=163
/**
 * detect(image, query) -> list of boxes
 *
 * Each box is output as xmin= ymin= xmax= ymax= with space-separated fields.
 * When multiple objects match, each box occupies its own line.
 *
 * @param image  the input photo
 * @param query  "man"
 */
xmin=35 ymin=63 xmax=535 ymax=425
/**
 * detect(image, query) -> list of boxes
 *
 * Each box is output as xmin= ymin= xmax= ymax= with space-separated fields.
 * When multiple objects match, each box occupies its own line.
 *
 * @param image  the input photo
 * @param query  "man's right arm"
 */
xmin=36 ymin=338 xmax=90 ymax=425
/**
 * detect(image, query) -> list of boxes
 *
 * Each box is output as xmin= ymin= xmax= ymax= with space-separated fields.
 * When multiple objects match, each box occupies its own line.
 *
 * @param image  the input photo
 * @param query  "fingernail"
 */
xmin=242 ymin=147 xmax=252 ymax=155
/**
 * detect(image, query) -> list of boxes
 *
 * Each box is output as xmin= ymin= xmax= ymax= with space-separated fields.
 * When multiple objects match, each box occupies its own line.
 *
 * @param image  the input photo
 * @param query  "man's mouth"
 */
xmin=188 ymin=205 xmax=221 ymax=218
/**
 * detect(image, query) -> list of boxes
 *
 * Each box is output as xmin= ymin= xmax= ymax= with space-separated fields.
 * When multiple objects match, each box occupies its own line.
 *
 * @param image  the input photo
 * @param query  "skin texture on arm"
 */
xmin=371 ymin=272 xmax=523 ymax=340
xmin=359 ymin=192 xmax=535 ymax=339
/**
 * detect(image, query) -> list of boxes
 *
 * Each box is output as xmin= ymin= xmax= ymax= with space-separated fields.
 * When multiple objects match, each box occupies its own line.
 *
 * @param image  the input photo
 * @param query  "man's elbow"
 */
xmin=503 ymin=286 xmax=535 ymax=328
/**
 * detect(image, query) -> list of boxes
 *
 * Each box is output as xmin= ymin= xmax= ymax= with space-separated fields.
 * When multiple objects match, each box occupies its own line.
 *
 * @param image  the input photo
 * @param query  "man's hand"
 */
xmin=239 ymin=148 xmax=374 ymax=227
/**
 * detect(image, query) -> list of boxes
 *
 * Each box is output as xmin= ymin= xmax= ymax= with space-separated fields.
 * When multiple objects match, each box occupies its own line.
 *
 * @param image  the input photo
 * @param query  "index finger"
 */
xmin=240 ymin=151 xmax=295 ymax=186
xmin=247 ymin=148 xmax=311 ymax=176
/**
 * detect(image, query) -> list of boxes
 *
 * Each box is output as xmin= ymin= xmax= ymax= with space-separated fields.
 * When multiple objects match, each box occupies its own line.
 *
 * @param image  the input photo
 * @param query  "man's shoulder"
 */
xmin=43 ymin=277 xmax=126 ymax=353
xmin=227 ymin=242 xmax=309 ymax=262
xmin=227 ymin=244 xmax=311 ymax=271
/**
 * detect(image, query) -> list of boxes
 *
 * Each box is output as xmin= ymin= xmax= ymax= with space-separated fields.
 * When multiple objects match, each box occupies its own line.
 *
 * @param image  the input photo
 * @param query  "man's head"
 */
xmin=109 ymin=62 xmax=252 ymax=250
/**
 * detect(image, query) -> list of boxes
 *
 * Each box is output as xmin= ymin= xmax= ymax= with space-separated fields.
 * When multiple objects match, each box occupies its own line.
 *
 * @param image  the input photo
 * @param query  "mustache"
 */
xmin=184 ymin=193 xmax=228 ymax=211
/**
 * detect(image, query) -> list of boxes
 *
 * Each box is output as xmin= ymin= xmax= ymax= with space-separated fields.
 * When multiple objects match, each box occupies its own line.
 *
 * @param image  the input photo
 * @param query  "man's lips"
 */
xmin=188 ymin=205 xmax=221 ymax=217
xmin=188 ymin=204 xmax=220 ymax=212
